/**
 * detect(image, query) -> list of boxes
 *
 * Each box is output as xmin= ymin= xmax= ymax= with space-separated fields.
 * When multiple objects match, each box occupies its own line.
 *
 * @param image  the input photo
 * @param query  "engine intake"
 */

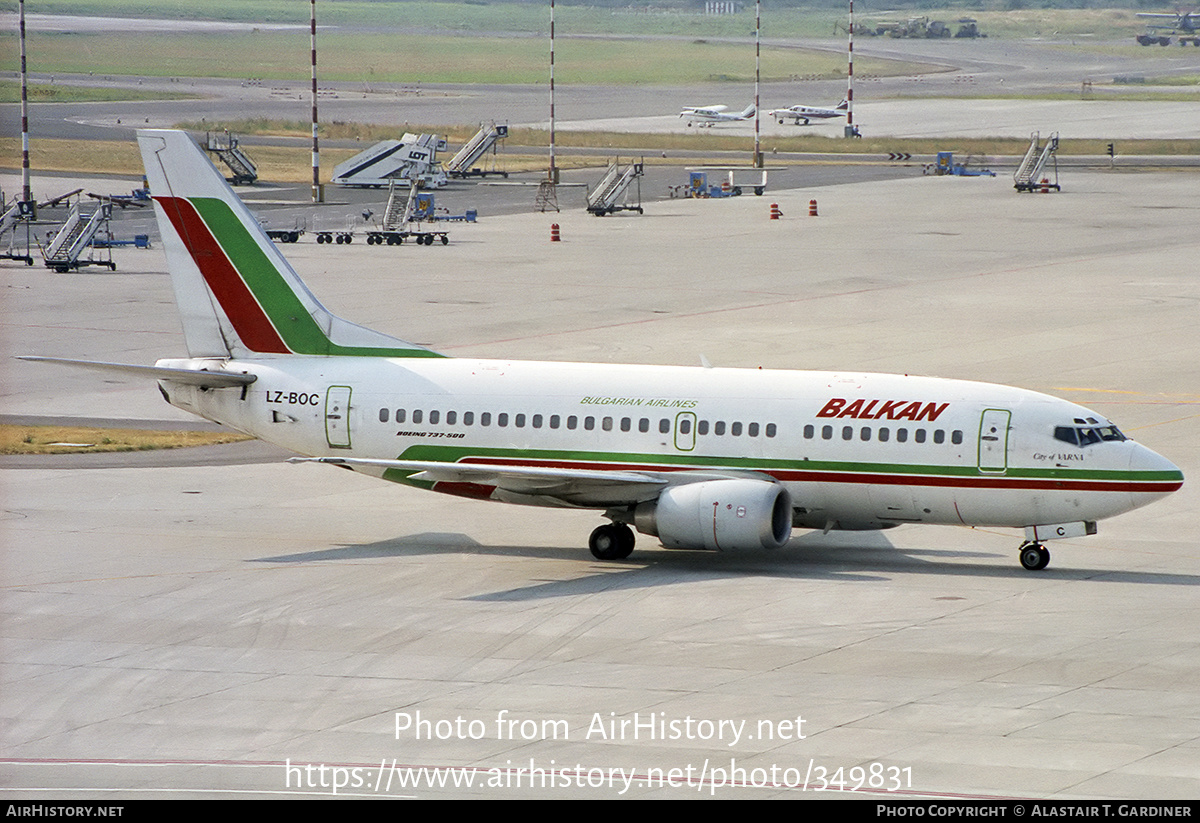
xmin=634 ymin=478 xmax=793 ymax=551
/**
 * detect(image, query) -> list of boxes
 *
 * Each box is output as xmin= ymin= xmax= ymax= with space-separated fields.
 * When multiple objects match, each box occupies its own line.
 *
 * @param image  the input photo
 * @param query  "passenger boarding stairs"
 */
xmin=42 ymin=201 xmax=115 ymax=272
xmin=447 ymin=123 xmax=509 ymax=178
xmin=1 ymin=199 xmax=35 ymax=265
xmin=1014 ymin=131 xmax=1060 ymax=192
xmin=0 ymin=201 xmax=20 ymax=238
xmin=205 ymin=132 xmax=258 ymax=185
xmin=586 ymin=158 xmax=645 ymax=216
xmin=382 ymin=180 xmax=418 ymax=231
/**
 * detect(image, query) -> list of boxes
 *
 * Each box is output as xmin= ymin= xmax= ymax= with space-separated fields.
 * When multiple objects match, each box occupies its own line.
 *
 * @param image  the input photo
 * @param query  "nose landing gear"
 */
xmin=1018 ymin=541 xmax=1050 ymax=571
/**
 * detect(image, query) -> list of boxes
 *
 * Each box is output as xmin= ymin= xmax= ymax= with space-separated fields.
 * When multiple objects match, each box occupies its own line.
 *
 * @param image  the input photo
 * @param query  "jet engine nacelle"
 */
xmin=634 ymin=479 xmax=793 ymax=551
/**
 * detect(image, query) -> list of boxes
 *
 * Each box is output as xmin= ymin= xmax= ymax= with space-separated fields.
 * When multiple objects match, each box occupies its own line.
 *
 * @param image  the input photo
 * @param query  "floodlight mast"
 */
xmin=754 ymin=0 xmax=762 ymax=168
xmin=844 ymin=0 xmax=856 ymax=139
xmin=549 ymin=0 xmax=557 ymax=182
xmin=311 ymin=0 xmax=321 ymax=202
xmin=20 ymin=0 xmax=31 ymax=203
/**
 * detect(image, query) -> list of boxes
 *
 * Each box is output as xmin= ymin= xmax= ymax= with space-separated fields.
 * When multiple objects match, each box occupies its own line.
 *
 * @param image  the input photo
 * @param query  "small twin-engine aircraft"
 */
xmin=767 ymin=97 xmax=849 ymax=126
xmin=20 ymin=130 xmax=1184 ymax=571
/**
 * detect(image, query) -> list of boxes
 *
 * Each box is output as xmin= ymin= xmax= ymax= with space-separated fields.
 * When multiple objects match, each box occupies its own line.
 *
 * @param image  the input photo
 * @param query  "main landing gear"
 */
xmin=1018 ymin=541 xmax=1051 ymax=571
xmin=589 ymin=523 xmax=635 ymax=560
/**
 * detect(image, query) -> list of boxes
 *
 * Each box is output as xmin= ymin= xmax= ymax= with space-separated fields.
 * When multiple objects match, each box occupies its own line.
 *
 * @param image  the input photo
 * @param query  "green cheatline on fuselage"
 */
xmin=382 ymin=444 xmax=1182 ymax=486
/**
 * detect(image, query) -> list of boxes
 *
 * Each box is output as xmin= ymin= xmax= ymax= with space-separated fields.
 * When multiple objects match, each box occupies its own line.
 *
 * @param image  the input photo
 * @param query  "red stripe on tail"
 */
xmin=154 ymin=196 xmax=290 ymax=353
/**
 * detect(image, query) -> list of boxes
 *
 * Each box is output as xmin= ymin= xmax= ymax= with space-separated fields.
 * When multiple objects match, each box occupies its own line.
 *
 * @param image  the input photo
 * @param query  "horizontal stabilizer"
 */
xmin=16 ymin=356 xmax=257 ymax=388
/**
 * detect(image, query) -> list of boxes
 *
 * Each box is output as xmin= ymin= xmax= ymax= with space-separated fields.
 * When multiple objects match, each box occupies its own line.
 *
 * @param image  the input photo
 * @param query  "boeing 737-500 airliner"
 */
xmin=20 ymin=130 xmax=1184 ymax=570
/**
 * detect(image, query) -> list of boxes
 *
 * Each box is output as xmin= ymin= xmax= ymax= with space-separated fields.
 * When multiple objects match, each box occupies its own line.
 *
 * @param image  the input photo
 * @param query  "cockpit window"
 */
xmin=1054 ymin=424 xmax=1126 ymax=448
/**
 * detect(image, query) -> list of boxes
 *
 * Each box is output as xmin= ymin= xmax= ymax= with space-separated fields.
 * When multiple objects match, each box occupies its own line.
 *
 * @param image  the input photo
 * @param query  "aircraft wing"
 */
xmin=291 ymin=456 xmax=771 ymax=506
xmin=292 ymin=456 xmax=667 ymax=501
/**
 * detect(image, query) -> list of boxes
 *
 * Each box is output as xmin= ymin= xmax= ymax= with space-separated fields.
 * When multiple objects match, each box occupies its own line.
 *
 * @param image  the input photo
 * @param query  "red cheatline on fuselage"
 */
xmin=454 ymin=456 xmax=1181 ymax=495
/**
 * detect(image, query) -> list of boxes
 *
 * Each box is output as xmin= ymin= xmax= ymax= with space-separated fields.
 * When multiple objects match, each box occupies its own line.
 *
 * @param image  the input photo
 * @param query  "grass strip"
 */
xmin=0 ymin=424 xmax=253 ymax=455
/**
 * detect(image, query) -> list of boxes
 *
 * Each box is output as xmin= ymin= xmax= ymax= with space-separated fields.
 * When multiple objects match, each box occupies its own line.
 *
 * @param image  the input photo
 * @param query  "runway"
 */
xmin=2 ymin=167 xmax=1198 ymax=798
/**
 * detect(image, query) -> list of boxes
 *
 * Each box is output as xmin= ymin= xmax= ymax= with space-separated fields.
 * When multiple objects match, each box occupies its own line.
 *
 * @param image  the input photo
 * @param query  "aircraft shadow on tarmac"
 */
xmin=251 ymin=531 xmax=1200 ymax=600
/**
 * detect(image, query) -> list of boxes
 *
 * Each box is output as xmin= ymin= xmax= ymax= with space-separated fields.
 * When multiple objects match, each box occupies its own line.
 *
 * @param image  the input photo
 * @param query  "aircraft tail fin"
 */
xmin=740 ymin=104 xmax=757 ymax=119
xmin=837 ymin=98 xmax=849 ymax=111
xmin=137 ymin=129 xmax=442 ymax=360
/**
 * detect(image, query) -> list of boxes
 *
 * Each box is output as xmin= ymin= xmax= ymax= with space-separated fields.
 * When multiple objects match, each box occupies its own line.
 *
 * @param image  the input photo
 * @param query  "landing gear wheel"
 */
xmin=1019 ymin=542 xmax=1050 ymax=571
xmin=589 ymin=523 xmax=635 ymax=560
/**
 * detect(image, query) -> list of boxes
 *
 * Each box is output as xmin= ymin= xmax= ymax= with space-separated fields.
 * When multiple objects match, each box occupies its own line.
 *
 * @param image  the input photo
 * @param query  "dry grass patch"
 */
xmin=1 ymin=424 xmax=252 ymax=455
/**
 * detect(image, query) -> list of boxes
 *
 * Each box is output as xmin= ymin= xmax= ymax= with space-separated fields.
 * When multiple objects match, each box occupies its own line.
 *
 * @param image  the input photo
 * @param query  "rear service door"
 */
xmin=325 ymin=386 xmax=353 ymax=449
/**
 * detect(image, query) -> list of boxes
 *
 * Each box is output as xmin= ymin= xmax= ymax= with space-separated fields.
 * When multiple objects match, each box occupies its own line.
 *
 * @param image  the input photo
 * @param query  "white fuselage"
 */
xmin=679 ymin=106 xmax=753 ymax=127
xmin=768 ymin=105 xmax=845 ymax=125
xmin=158 ymin=356 xmax=1181 ymax=533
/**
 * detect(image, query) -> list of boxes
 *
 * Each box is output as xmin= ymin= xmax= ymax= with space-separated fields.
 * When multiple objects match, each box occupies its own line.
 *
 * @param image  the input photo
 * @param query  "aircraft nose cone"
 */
xmin=1129 ymin=443 xmax=1184 ymax=494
